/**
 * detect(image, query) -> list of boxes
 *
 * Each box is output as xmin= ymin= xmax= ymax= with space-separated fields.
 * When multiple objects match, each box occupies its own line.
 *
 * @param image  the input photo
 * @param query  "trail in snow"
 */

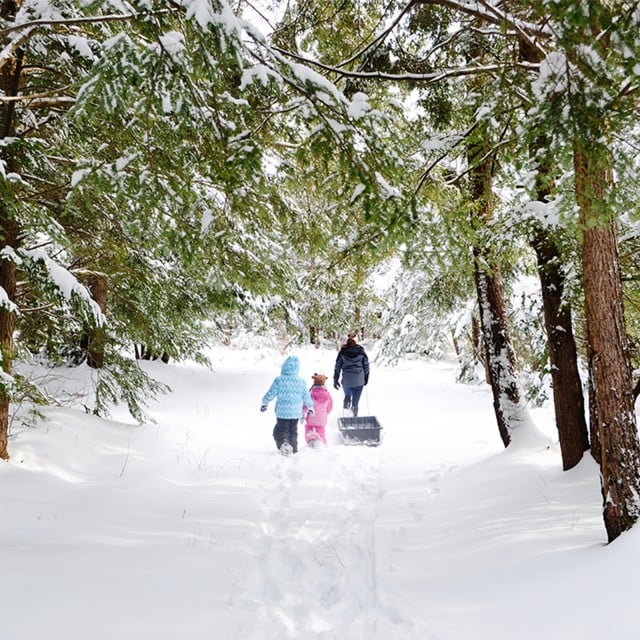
xmin=236 ymin=443 xmax=383 ymax=639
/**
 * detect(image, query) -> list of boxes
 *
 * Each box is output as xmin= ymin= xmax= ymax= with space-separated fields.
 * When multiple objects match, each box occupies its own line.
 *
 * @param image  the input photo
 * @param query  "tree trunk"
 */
xmin=516 ymin=18 xmax=589 ymax=469
xmin=575 ymin=140 xmax=640 ymax=542
xmin=0 ymin=216 xmax=19 ymax=461
xmin=588 ymin=356 xmax=601 ymax=465
xmin=471 ymin=314 xmax=489 ymax=383
xmin=472 ymin=254 xmax=521 ymax=447
xmin=468 ymin=139 xmax=524 ymax=448
xmin=527 ymin=136 xmax=589 ymax=470
xmin=86 ymin=273 xmax=108 ymax=369
xmin=0 ymin=2 xmax=23 ymax=459
xmin=531 ymin=229 xmax=589 ymax=469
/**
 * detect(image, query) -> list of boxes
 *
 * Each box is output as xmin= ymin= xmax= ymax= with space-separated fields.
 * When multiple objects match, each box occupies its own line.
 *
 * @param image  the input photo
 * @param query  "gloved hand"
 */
xmin=364 ymin=376 xmax=369 ymax=386
xmin=334 ymin=380 xmax=340 ymax=390
xmin=307 ymin=408 xmax=315 ymax=416
xmin=260 ymin=404 xmax=267 ymax=412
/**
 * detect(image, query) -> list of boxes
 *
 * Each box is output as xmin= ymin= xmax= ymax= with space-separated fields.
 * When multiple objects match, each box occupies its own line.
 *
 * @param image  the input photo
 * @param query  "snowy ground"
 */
xmin=2 ymin=344 xmax=638 ymax=639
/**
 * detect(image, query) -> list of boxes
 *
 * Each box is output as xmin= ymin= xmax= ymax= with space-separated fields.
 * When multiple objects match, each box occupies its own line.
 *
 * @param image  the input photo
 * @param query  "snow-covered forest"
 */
xmin=2 ymin=1 xmax=640 ymax=632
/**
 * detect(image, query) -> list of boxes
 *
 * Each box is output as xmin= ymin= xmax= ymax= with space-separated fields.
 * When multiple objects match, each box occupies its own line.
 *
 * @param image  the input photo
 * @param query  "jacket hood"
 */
xmin=341 ymin=344 xmax=365 ymax=357
xmin=281 ymin=355 xmax=300 ymax=376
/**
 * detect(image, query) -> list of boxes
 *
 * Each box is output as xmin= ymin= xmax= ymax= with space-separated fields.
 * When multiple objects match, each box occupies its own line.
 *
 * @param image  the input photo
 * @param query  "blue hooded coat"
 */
xmin=262 ymin=356 xmax=314 ymax=419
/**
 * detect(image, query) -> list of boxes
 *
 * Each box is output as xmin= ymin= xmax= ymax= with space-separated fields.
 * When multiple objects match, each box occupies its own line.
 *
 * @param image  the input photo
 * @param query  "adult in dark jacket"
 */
xmin=333 ymin=336 xmax=369 ymax=417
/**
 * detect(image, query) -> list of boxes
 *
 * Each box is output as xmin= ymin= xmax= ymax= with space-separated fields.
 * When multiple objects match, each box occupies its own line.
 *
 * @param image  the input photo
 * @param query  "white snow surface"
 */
xmin=2 ymin=344 xmax=638 ymax=639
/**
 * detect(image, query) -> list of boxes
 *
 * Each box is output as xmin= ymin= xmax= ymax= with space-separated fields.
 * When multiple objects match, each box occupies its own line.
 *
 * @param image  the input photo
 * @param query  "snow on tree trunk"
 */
xmin=0 ymin=242 xmax=17 ymax=460
xmin=0 ymin=0 xmax=23 ymax=459
xmin=468 ymin=139 xmax=542 ymax=449
xmin=527 ymin=136 xmax=589 ymax=470
xmin=574 ymin=141 xmax=640 ymax=542
xmin=0 ymin=215 xmax=19 ymax=461
xmin=531 ymin=228 xmax=589 ymax=470
xmin=474 ymin=258 xmax=534 ymax=447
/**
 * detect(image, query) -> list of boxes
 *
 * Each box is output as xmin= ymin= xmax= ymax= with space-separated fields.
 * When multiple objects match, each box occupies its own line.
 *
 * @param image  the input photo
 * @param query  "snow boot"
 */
xmin=279 ymin=441 xmax=294 ymax=456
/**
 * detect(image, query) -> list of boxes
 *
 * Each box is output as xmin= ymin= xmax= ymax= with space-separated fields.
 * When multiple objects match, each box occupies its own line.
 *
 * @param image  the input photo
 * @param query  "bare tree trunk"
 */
xmin=86 ymin=273 xmax=108 ymax=369
xmin=516 ymin=21 xmax=589 ymax=469
xmin=472 ymin=253 xmax=521 ymax=447
xmin=0 ymin=216 xmax=18 ymax=460
xmin=587 ymin=356 xmax=601 ymax=465
xmin=531 ymin=228 xmax=589 ymax=469
xmin=0 ymin=2 xmax=23 ymax=459
xmin=527 ymin=137 xmax=589 ymax=469
xmin=575 ymin=140 xmax=640 ymax=542
xmin=468 ymin=140 xmax=524 ymax=447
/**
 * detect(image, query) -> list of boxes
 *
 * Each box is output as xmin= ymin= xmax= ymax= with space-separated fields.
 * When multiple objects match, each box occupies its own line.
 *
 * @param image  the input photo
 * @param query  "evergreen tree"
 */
xmin=0 ymin=0 xmax=409 ymax=459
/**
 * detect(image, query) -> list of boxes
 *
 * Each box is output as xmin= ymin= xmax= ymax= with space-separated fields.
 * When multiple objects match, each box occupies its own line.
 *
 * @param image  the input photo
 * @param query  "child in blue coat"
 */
xmin=261 ymin=355 xmax=314 ymax=454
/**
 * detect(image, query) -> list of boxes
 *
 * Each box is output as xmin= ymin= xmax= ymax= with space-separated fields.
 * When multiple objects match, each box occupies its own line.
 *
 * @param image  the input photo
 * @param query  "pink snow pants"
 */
xmin=304 ymin=423 xmax=326 ymax=445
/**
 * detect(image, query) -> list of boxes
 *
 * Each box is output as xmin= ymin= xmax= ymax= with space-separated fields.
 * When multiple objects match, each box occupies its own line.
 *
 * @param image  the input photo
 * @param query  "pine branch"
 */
xmin=269 ymin=45 xmax=538 ymax=83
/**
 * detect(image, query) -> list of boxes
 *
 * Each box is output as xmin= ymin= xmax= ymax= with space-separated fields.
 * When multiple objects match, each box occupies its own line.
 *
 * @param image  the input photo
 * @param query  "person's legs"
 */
xmin=305 ymin=423 xmax=326 ymax=445
xmin=273 ymin=418 xmax=298 ymax=453
xmin=343 ymin=387 xmax=353 ymax=409
xmin=304 ymin=423 xmax=314 ymax=444
xmin=350 ymin=386 xmax=364 ymax=416
xmin=273 ymin=419 xmax=289 ymax=449
xmin=288 ymin=420 xmax=299 ymax=453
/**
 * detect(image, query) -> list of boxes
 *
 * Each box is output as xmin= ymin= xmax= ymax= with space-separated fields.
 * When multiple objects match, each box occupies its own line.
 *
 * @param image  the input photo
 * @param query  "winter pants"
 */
xmin=343 ymin=386 xmax=364 ymax=416
xmin=273 ymin=418 xmax=299 ymax=453
xmin=304 ymin=423 xmax=327 ymax=445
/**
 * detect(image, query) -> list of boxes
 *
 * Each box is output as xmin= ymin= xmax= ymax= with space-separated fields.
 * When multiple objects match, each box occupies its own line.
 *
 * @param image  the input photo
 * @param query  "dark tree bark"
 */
xmin=462 ymin=23 xmax=531 ymax=448
xmin=516 ymin=13 xmax=589 ymax=470
xmin=468 ymin=136 xmax=524 ymax=448
xmin=0 ymin=2 xmax=23 ymax=459
xmin=86 ymin=273 xmax=108 ymax=369
xmin=575 ymin=140 xmax=640 ymax=542
xmin=0 ymin=214 xmax=19 ymax=461
xmin=472 ymin=252 xmax=521 ymax=447
xmin=136 ymin=344 xmax=169 ymax=363
xmin=587 ymin=356 xmax=601 ymax=466
xmin=531 ymin=229 xmax=589 ymax=469
xmin=514 ymin=28 xmax=589 ymax=468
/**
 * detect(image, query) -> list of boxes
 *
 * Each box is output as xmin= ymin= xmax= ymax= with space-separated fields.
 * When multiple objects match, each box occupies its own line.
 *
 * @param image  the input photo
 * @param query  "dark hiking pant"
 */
xmin=273 ymin=418 xmax=299 ymax=453
xmin=343 ymin=386 xmax=364 ymax=416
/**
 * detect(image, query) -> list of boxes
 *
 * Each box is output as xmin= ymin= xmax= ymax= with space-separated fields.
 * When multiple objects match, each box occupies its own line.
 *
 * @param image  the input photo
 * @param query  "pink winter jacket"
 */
xmin=306 ymin=385 xmax=333 ymax=427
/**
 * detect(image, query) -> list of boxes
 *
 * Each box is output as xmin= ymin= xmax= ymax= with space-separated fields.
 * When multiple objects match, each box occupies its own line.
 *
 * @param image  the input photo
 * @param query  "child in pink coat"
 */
xmin=305 ymin=373 xmax=333 ymax=446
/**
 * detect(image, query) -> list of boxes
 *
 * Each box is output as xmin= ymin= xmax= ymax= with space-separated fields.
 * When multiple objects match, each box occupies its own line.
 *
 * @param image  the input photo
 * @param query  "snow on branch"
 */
xmin=20 ymin=249 xmax=105 ymax=325
xmin=0 ymin=285 xmax=18 ymax=314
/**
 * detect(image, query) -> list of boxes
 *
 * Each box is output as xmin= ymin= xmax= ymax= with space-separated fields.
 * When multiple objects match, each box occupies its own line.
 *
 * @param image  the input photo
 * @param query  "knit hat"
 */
xmin=312 ymin=373 xmax=327 ymax=385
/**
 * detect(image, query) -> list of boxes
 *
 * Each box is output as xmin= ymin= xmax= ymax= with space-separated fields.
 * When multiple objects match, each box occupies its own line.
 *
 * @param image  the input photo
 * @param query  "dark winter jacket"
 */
xmin=262 ymin=356 xmax=314 ymax=419
xmin=334 ymin=344 xmax=369 ymax=388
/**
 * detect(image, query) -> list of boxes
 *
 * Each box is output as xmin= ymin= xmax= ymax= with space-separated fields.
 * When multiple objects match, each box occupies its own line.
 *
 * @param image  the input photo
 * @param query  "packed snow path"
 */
xmin=237 ymin=445 xmax=383 ymax=638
